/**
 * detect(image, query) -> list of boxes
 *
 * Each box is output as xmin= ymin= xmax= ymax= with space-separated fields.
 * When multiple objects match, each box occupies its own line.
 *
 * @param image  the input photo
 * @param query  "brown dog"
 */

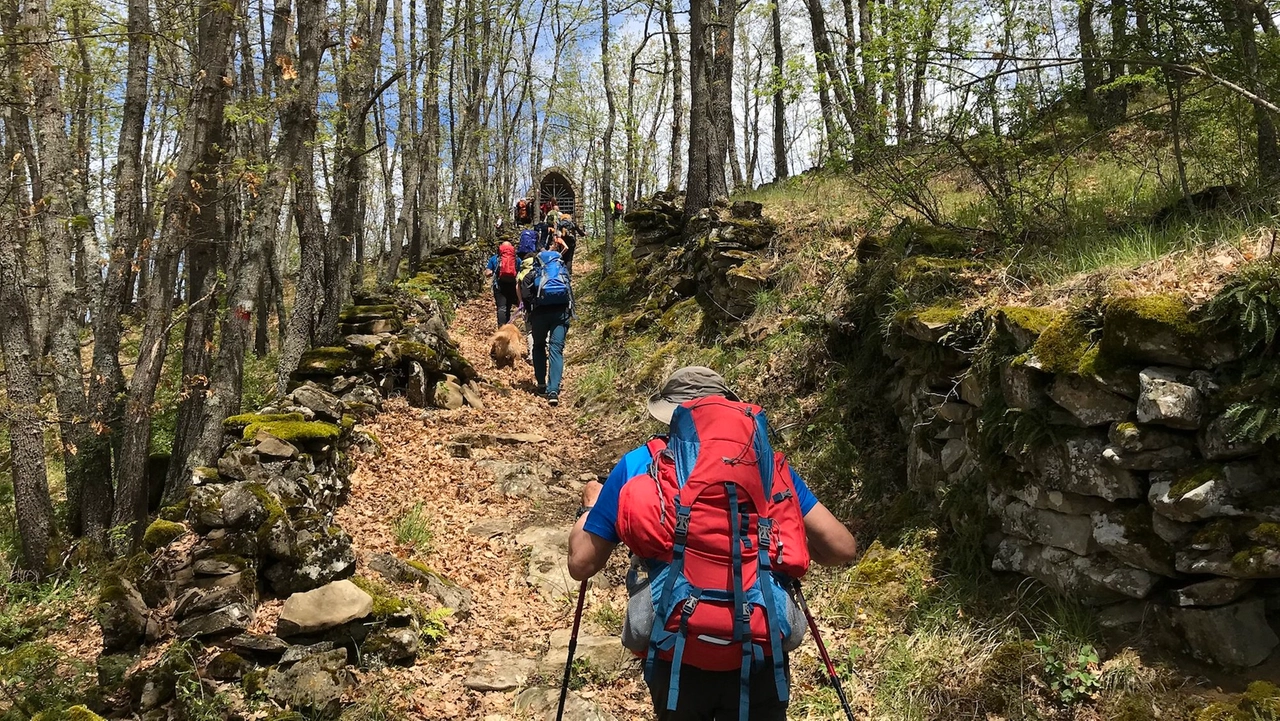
xmin=490 ymin=323 xmax=523 ymax=368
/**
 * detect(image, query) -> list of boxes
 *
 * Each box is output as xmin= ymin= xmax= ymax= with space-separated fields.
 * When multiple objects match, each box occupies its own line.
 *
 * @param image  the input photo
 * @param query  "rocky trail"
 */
xmin=336 ymin=295 xmax=650 ymax=720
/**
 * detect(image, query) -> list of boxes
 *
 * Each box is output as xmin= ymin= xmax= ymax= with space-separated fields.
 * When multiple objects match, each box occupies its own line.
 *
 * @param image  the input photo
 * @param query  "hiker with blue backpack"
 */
xmin=566 ymin=367 xmax=858 ymax=720
xmin=520 ymin=249 xmax=573 ymax=406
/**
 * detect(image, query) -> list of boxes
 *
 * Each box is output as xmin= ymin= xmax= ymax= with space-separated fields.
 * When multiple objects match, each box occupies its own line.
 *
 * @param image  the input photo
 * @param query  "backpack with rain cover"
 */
xmin=616 ymin=397 xmax=810 ymax=721
xmin=497 ymin=242 xmax=518 ymax=280
xmin=518 ymin=228 xmax=539 ymax=256
xmin=533 ymin=250 xmax=571 ymax=307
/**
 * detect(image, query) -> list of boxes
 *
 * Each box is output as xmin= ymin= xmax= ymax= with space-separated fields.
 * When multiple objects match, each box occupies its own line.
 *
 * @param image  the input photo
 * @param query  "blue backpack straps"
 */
xmin=535 ymin=250 xmax=571 ymax=306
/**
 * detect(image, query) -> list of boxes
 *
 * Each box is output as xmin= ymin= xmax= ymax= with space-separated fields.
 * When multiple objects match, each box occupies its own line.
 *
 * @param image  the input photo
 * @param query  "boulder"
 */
xmin=277 ymin=579 xmax=374 ymax=636
xmin=263 ymin=521 xmax=357 ymax=595
xmin=436 ymin=379 xmax=465 ymax=410
xmin=1047 ymin=375 xmax=1133 ymax=426
xmin=1171 ymin=598 xmax=1278 ymax=667
xmin=340 ymin=384 xmax=383 ymax=413
xmin=1102 ymin=444 xmax=1193 ymax=471
xmin=1171 ymin=578 xmax=1255 ymax=607
xmin=214 ymin=446 xmax=266 ymax=484
xmin=405 ymin=361 xmax=429 ymax=408
xmin=289 ymin=384 xmax=345 ymax=422
xmin=1136 ymin=367 xmax=1204 ymax=430
xmin=1008 ymin=485 xmax=1113 ymax=516
xmin=205 ymin=651 xmax=250 ymax=680
xmin=1000 ymin=361 xmax=1048 ymax=410
xmin=363 ymin=625 xmax=420 ymax=667
xmin=365 ymin=553 xmax=473 ymax=616
xmin=461 ymin=383 xmax=485 ymax=411
xmin=1033 ymin=435 xmax=1142 ymax=501
xmin=1108 ymin=421 xmax=1190 ymax=452
xmin=463 ymin=649 xmax=537 ymax=691
xmin=254 ymin=431 xmax=298 ymax=460
xmin=939 ymin=439 xmax=968 ymax=475
xmin=219 ymin=482 xmax=270 ymax=530
xmin=1177 ymin=545 xmax=1280 ymax=579
xmin=515 ymin=687 xmax=618 ymax=721
xmin=264 ymin=647 xmax=352 ymax=711
xmin=998 ymin=500 xmax=1096 ymax=555
xmin=1148 ymin=464 xmax=1266 ymax=522
xmin=280 ymin=641 xmax=336 ymax=664
xmin=228 ymin=633 xmax=290 ymax=656
xmin=97 ymin=578 xmax=149 ymax=653
xmin=992 ymin=537 xmax=1159 ymax=604
xmin=1099 ymin=295 xmax=1228 ymax=367
xmin=176 ymin=602 xmax=253 ymax=639
xmin=467 ymin=519 xmax=513 ymax=538
xmin=959 ymin=373 xmax=985 ymax=407
xmin=174 ymin=578 xmax=255 ymax=620
xmin=1200 ymin=414 xmax=1263 ymax=461
xmin=1090 ymin=507 xmax=1176 ymax=576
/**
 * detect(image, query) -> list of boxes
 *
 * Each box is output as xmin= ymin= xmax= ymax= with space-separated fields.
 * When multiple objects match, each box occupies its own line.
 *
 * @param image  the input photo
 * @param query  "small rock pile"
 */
xmin=890 ymin=295 xmax=1280 ymax=668
xmin=620 ymin=194 xmax=777 ymax=332
xmin=94 ymin=262 xmax=481 ymax=717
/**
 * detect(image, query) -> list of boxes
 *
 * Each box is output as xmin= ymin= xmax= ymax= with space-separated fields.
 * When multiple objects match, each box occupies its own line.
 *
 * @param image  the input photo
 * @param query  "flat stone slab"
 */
xmin=463 ymin=649 xmax=537 ymax=691
xmin=540 ymin=629 xmax=635 ymax=678
xmin=467 ymin=519 xmax=514 ymax=538
xmin=515 ymin=687 xmax=618 ymax=721
xmin=277 ymin=579 xmax=373 ymax=636
xmin=516 ymin=526 xmax=582 ymax=599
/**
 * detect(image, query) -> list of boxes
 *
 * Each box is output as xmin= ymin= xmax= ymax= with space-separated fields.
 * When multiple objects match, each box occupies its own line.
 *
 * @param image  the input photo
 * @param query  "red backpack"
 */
xmin=617 ymin=397 xmax=809 ymax=718
xmin=497 ymin=242 xmax=517 ymax=280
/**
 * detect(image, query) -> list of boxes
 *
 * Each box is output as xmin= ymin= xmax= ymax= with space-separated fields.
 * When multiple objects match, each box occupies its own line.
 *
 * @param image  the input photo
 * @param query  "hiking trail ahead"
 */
xmin=331 ymin=293 xmax=650 ymax=719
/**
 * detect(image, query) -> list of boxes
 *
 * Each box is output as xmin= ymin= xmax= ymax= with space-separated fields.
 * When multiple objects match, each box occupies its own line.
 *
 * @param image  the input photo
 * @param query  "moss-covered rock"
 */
xmin=222 ymin=412 xmax=305 ymax=432
xmin=1030 ymin=312 xmax=1094 ymax=375
xmin=241 ymin=420 xmax=340 ymax=445
xmin=64 ymin=706 xmax=106 ymax=721
xmin=142 ymin=519 xmax=185 ymax=552
xmin=1100 ymin=295 xmax=1223 ymax=367
xmin=339 ymin=304 xmax=401 ymax=323
xmin=295 ymin=347 xmax=364 ymax=377
xmin=348 ymin=575 xmax=407 ymax=619
xmin=206 ymin=650 xmax=250 ymax=680
xmin=994 ymin=306 xmax=1059 ymax=352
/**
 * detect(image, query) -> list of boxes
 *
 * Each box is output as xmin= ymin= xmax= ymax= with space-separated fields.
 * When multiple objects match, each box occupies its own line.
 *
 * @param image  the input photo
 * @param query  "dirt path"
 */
xmin=336 ymin=294 xmax=650 ymax=719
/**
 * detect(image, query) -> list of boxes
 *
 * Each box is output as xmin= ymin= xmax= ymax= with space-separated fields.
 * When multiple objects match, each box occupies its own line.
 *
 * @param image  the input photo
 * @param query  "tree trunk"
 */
xmin=21 ymin=0 xmax=95 ymax=540
xmin=858 ymin=0 xmax=880 ymax=144
xmin=602 ymin=0 xmax=618 ymax=273
xmin=803 ymin=0 xmax=860 ymax=141
xmin=1230 ymin=0 xmax=1280 ymax=183
xmin=112 ymin=0 xmax=239 ymax=550
xmin=772 ymin=0 xmax=788 ymax=180
xmin=418 ymin=0 xmax=444 ymax=260
xmin=1078 ymin=0 xmax=1102 ymax=124
xmin=0 ymin=130 xmax=54 ymax=575
xmin=708 ymin=0 xmax=736 ymax=200
xmin=273 ymin=0 xmax=329 ymax=392
xmin=665 ymin=0 xmax=685 ymax=192
xmin=1104 ymin=0 xmax=1128 ymax=123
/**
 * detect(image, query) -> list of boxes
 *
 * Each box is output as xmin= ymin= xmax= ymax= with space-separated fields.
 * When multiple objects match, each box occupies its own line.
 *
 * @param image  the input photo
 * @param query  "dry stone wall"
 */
xmin=890 ymin=297 xmax=1280 ymax=668
xmin=92 ymin=248 xmax=483 ymax=718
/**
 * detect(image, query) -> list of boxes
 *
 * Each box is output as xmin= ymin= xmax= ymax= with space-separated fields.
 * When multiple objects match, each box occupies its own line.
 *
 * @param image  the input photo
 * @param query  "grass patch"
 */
xmin=393 ymin=503 xmax=434 ymax=553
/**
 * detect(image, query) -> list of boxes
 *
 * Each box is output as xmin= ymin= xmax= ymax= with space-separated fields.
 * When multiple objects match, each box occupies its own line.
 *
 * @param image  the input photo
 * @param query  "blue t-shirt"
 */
xmin=486 ymin=254 xmax=499 ymax=290
xmin=583 ymin=442 xmax=819 ymax=544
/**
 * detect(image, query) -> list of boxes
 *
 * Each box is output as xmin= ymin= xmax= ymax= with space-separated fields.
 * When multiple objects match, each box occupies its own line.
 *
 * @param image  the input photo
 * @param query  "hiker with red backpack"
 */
xmin=484 ymin=239 xmax=521 ymax=326
xmin=566 ymin=367 xmax=858 ymax=720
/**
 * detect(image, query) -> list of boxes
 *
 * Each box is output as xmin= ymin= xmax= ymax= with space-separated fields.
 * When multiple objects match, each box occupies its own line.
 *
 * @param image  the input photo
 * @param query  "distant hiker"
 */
xmin=516 ymin=198 xmax=532 ymax=225
xmin=516 ymin=255 xmax=538 ymax=363
xmin=559 ymin=223 xmax=579 ymax=276
xmin=484 ymin=240 xmax=520 ymax=327
xmin=546 ymin=200 xmax=562 ymax=227
xmin=520 ymin=249 xmax=573 ymax=406
xmin=612 ymin=199 xmax=623 ymax=221
xmin=567 ymin=367 xmax=858 ymax=720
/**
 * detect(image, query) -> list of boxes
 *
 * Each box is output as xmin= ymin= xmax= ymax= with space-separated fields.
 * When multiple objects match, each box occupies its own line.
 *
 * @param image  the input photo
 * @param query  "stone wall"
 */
xmin=889 ymin=297 xmax=1280 ymax=668
xmin=93 ymin=248 xmax=483 ymax=718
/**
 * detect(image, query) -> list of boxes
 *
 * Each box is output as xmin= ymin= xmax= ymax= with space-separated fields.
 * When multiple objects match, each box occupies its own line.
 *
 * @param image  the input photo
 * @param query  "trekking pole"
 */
xmin=556 ymin=578 xmax=590 ymax=721
xmin=792 ymin=580 xmax=858 ymax=721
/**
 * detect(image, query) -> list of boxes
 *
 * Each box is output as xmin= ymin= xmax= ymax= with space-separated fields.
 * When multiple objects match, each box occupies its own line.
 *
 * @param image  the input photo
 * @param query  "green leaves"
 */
xmin=1035 ymin=640 xmax=1102 ymax=706
xmin=1208 ymin=259 xmax=1280 ymax=356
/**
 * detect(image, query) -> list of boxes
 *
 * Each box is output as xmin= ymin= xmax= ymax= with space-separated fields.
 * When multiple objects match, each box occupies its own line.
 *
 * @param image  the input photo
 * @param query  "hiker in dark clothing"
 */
xmin=520 ymin=250 xmax=572 ymax=406
xmin=484 ymin=240 xmax=520 ymax=326
xmin=567 ymin=367 xmax=858 ymax=721
xmin=556 ymin=214 xmax=580 ymax=274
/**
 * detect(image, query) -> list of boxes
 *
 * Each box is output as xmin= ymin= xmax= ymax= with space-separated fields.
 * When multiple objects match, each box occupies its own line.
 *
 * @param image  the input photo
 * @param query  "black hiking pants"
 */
xmin=647 ymin=659 xmax=789 ymax=721
xmin=493 ymin=279 xmax=518 ymax=326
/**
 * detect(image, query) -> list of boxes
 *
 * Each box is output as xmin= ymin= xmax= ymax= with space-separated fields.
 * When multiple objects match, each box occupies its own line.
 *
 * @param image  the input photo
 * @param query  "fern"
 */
xmin=1223 ymin=401 xmax=1280 ymax=444
xmin=1208 ymin=259 xmax=1280 ymax=355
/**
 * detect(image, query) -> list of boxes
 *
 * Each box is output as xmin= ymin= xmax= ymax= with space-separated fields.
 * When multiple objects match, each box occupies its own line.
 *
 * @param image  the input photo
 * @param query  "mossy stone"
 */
xmin=348 ymin=575 xmax=406 ymax=619
xmin=206 ymin=650 xmax=250 ymax=680
xmin=142 ymin=519 xmax=185 ymax=552
xmin=241 ymin=420 xmax=341 ymax=444
xmin=1100 ymin=295 xmax=1212 ymax=366
xmin=1030 ymin=312 xmax=1094 ymax=375
xmin=396 ymin=341 xmax=440 ymax=367
xmin=295 ymin=347 xmax=362 ymax=376
xmin=223 ymin=412 xmax=304 ymax=431
xmin=159 ymin=498 xmax=190 ymax=523
xmin=64 ymin=706 xmax=106 ymax=721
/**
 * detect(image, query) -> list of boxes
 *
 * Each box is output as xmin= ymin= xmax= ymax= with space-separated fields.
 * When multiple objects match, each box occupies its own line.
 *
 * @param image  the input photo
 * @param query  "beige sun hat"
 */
xmin=646 ymin=366 xmax=739 ymax=424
